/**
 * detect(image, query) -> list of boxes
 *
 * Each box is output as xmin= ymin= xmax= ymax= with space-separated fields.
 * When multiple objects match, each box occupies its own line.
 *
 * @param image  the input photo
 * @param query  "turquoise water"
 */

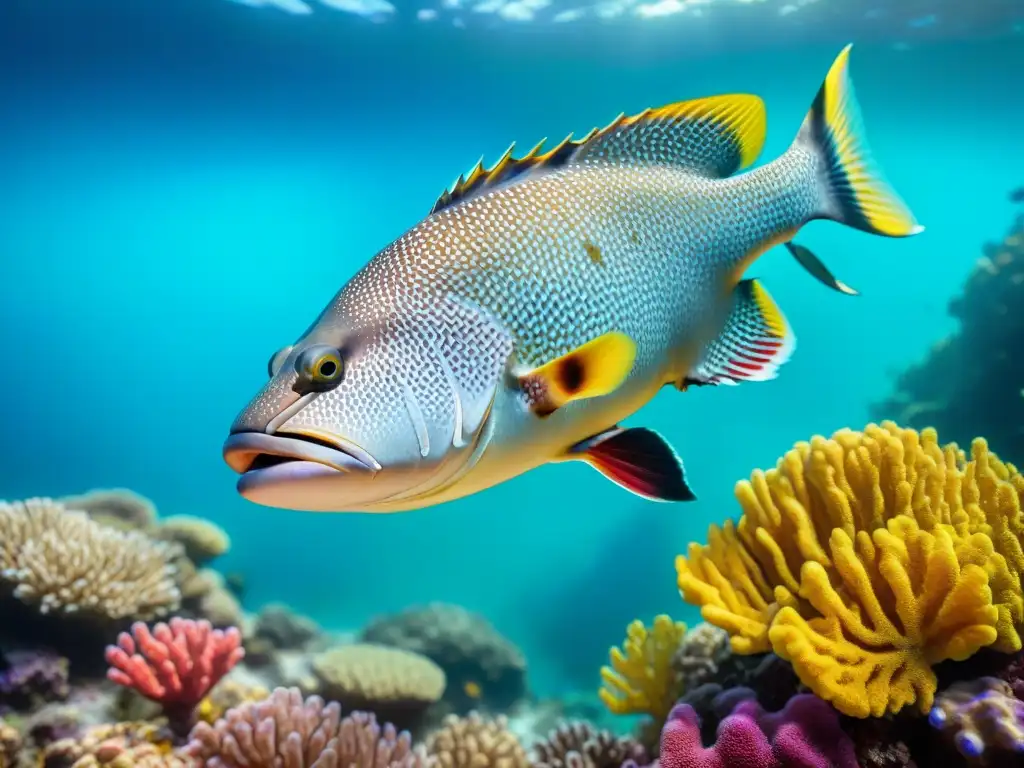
xmin=2 ymin=0 xmax=1022 ymax=695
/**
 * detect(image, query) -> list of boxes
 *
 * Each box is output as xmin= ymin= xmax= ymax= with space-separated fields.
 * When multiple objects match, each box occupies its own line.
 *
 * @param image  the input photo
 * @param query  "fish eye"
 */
xmin=267 ymin=346 xmax=294 ymax=379
xmin=295 ymin=345 xmax=345 ymax=392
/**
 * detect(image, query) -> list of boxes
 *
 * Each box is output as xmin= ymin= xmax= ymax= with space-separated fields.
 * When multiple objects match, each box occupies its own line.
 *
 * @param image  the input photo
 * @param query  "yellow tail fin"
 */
xmin=798 ymin=45 xmax=923 ymax=237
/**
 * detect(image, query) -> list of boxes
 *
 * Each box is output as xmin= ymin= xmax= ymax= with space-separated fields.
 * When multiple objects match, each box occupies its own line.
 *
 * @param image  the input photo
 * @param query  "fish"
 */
xmin=223 ymin=45 xmax=922 ymax=513
xmin=785 ymin=242 xmax=859 ymax=296
xmin=1010 ymin=187 xmax=1024 ymax=204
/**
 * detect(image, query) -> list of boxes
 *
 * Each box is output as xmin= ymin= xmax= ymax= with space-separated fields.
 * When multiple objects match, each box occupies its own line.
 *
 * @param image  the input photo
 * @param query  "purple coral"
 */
xmin=930 ymin=677 xmax=1024 ymax=760
xmin=0 ymin=650 xmax=70 ymax=712
xmin=656 ymin=695 xmax=858 ymax=768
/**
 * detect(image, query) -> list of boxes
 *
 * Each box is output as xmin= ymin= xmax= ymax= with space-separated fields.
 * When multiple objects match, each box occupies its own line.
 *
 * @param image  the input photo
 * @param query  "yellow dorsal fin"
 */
xmin=517 ymin=331 xmax=637 ymax=418
xmin=430 ymin=93 xmax=767 ymax=216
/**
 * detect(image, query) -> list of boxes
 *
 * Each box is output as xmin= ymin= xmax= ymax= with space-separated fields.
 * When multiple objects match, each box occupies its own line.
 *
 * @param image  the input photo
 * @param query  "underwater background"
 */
xmin=2 ymin=0 xmax=1024 ymax=711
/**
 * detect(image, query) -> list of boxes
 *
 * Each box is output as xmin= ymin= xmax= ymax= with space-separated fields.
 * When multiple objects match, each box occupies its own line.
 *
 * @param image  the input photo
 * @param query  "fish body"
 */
xmin=224 ymin=46 xmax=922 ymax=513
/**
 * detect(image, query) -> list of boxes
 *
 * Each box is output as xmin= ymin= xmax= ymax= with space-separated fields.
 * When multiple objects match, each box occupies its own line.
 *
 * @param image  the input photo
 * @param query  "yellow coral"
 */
xmin=675 ymin=422 xmax=1024 ymax=718
xmin=599 ymin=615 xmax=686 ymax=720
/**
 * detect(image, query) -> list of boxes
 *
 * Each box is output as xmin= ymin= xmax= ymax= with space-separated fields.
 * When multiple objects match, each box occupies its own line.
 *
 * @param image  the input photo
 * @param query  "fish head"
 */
xmin=223 ymin=297 xmax=513 ymax=512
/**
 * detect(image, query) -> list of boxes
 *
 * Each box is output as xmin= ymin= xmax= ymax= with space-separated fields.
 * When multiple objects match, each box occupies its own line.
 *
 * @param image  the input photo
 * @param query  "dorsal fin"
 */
xmin=430 ymin=93 xmax=767 ymax=216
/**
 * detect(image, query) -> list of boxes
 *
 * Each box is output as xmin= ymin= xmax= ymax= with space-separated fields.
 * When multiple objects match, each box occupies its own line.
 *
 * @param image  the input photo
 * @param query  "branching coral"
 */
xmin=0 ymin=498 xmax=181 ymax=621
xmin=530 ymin=721 xmax=648 ymax=768
xmin=186 ymin=686 xmax=430 ymax=768
xmin=930 ymin=677 xmax=1024 ymax=761
xmin=676 ymin=422 xmax=1024 ymax=718
xmin=105 ymin=618 xmax=244 ymax=734
xmin=599 ymin=615 xmax=687 ymax=720
xmin=426 ymin=712 xmax=528 ymax=768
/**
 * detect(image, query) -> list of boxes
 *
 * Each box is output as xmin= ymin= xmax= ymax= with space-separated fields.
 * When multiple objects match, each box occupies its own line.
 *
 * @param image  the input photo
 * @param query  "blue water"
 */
xmin=2 ymin=0 xmax=1023 ymax=695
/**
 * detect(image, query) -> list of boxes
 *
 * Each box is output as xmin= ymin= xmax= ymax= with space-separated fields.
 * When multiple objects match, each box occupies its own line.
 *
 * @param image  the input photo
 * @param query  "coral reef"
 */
xmin=427 ymin=712 xmax=529 ymax=768
xmin=105 ymin=618 xmax=244 ymax=734
xmin=310 ymin=645 xmax=445 ymax=730
xmin=186 ymin=686 xmax=429 ymax=768
xmin=651 ymin=694 xmax=859 ymax=768
xmin=930 ymin=677 xmax=1024 ymax=762
xmin=361 ymin=604 xmax=527 ymax=713
xmin=154 ymin=517 xmax=230 ymax=568
xmin=676 ymin=422 xmax=1024 ymax=717
xmin=0 ymin=650 xmax=70 ymax=712
xmin=599 ymin=616 xmax=686 ymax=721
xmin=872 ymin=211 xmax=1024 ymax=464
xmin=57 ymin=490 xmax=159 ymax=533
xmin=530 ymin=720 xmax=648 ymax=768
xmin=43 ymin=720 xmax=189 ymax=768
xmin=0 ymin=718 xmax=20 ymax=768
xmin=0 ymin=498 xmax=182 ymax=622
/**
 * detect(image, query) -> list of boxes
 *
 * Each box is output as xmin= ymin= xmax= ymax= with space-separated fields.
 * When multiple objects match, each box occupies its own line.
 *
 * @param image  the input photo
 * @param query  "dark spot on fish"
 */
xmin=630 ymin=231 xmax=641 ymax=245
xmin=559 ymin=356 xmax=585 ymax=393
xmin=1011 ymin=187 xmax=1024 ymax=204
xmin=584 ymin=241 xmax=603 ymax=265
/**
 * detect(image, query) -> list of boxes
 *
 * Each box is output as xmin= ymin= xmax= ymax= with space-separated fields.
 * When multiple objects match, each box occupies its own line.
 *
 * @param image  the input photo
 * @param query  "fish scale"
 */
xmin=224 ymin=45 xmax=923 ymax=513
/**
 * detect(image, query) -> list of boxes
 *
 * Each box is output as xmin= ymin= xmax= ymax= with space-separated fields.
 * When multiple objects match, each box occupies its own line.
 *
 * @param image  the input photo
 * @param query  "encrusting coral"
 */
xmin=530 ymin=720 xmax=648 ymax=768
xmin=186 ymin=686 xmax=431 ymax=768
xmin=0 ymin=650 xmax=70 ymax=712
xmin=105 ymin=618 xmax=245 ymax=735
xmin=0 ymin=498 xmax=182 ymax=622
xmin=930 ymin=677 xmax=1024 ymax=762
xmin=426 ymin=712 xmax=529 ymax=768
xmin=43 ymin=721 xmax=191 ymax=768
xmin=676 ymin=422 xmax=1024 ymax=718
xmin=599 ymin=615 xmax=687 ymax=721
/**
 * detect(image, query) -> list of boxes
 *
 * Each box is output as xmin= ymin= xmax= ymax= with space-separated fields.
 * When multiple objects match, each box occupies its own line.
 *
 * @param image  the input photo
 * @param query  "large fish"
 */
xmin=223 ymin=45 xmax=922 ymax=513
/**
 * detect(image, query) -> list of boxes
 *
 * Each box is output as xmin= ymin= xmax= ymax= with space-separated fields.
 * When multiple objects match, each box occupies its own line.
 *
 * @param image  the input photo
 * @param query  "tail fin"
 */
xmin=796 ymin=44 xmax=923 ymax=237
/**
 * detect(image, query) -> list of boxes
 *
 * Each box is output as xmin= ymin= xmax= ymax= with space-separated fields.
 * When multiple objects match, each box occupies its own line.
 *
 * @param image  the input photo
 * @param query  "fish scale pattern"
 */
xmin=285 ymin=152 xmax=820 ymax=463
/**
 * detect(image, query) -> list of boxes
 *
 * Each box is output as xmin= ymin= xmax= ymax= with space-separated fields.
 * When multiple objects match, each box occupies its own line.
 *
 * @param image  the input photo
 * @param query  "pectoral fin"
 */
xmin=518 ymin=331 xmax=636 ymax=417
xmin=568 ymin=427 xmax=696 ymax=502
xmin=681 ymin=278 xmax=795 ymax=389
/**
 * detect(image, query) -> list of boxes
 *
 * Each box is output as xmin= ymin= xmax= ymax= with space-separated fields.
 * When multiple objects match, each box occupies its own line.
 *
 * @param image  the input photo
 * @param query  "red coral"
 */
xmin=105 ymin=618 xmax=244 ymax=718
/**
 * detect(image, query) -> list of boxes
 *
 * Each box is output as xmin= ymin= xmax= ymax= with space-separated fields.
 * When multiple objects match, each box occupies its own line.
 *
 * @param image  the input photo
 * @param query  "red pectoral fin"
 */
xmin=570 ymin=427 xmax=696 ymax=502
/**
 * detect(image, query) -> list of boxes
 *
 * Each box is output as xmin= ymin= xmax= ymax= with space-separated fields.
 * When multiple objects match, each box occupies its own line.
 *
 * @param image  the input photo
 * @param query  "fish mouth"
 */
xmin=223 ymin=431 xmax=378 ymax=495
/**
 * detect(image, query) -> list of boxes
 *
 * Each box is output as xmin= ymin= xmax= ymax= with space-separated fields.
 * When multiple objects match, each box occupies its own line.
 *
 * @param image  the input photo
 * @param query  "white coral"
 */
xmin=0 ymin=498 xmax=181 ymax=620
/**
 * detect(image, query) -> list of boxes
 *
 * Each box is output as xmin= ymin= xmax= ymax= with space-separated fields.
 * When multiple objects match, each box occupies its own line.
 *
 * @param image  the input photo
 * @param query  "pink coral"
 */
xmin=106 ymin=617 xmax=244 ymax=733
xmin=657 ymin=696 xmax=858 ymax=768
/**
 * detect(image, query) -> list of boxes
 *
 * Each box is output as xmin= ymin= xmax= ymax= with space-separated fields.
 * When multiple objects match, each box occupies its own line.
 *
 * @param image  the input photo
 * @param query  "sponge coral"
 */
xmin=600 ymin=615 xmax=687 ymax=720
xmin=676 ymin=422 xmax=1024 ymax=718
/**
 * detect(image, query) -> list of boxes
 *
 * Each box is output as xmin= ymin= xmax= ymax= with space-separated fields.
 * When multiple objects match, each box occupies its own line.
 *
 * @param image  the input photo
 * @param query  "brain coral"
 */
xmin=311 ymin=644 xmax=445 ymax=725
xmin=0 ymin=498 xmax=181 ymax=621
xmin=361 ymin=603 xmax=527 ymax=711
xmin=676 ymin=422 xmax=1024 ymax=718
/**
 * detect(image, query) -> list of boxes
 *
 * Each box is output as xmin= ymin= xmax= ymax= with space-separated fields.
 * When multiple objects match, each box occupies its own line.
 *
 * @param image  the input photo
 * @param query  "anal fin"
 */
xmin=683 ymin=278 xmax=795 ymax=388
xmin=518 ymin=331 xmax=636 ymax=417
xmin=569 ymin=427 xmax=696 ymax=502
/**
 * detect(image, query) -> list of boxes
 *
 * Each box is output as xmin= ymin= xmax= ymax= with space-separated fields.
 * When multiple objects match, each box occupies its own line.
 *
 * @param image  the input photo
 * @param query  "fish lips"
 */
xmin=223 ymin=431 xmax=377 ymax=496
